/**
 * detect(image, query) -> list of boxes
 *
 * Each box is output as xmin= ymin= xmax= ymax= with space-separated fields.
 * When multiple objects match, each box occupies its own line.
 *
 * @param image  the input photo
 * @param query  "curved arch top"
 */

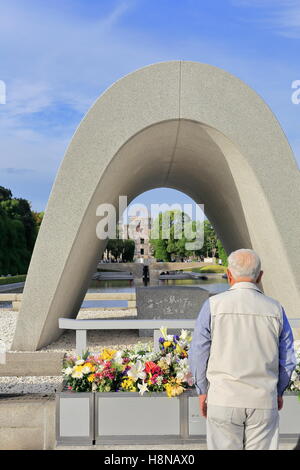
xmin=12 ymin=61 xmax=300 ymax=350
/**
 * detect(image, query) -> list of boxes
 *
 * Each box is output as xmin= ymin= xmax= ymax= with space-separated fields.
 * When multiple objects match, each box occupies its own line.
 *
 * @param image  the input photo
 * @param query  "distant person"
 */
xmin=188 ymin=248 xmax=297 ymax=450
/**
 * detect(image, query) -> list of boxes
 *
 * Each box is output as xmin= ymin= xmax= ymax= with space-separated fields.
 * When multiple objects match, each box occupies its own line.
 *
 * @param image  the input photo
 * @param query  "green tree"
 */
xmin=0 ymin=186 xmax=40 ymax=275
xmin=150 ymin=210 xmax=227 ymax=263
xmin=151 ymin=238 xmax=170 ymax=261
xmin=216 ymin=239 xmax=228 ymax=266
xmin=32 ymin=211 xmax=44 ymax=235
xmin=106 ymin=237 xmax=135 ymax=262
xmin=0 ymin=186 xmax=12 ymax=201
xmin=150 ymin=210 xmax=195 ymax=261
xmin=122 ymin=239 xmax=135 ymax=262
xmin=106 ymin=239 xmax=123 ymax=259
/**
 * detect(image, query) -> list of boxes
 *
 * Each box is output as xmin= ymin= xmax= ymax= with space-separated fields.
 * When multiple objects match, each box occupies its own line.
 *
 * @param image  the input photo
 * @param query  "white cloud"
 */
xmin=2 ymin=168 xmax=35 ymax=175
xmin=0 ymin=0 xmax=175 ymax=209
xmin=231 ymin=0 xmax=300 ymax=37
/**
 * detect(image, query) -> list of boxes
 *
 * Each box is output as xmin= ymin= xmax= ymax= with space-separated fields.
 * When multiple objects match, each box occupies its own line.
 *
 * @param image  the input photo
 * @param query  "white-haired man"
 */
xmin=188 ymin=248 xmax=297 ymax=450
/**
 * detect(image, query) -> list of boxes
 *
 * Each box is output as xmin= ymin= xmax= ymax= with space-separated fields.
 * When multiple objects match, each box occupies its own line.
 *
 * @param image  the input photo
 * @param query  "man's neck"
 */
xmin=229 ymin=277 xmax=256 ymax=287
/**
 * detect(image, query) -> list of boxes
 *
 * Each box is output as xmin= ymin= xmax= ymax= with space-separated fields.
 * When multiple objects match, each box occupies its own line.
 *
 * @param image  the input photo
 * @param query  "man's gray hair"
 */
xmin=228 ymin=249 xmax=261 ymax=280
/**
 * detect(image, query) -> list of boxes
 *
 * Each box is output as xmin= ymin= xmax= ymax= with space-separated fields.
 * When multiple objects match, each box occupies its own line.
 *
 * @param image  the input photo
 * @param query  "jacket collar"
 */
xmin=229 ymin=281 xmax=262 ymax=293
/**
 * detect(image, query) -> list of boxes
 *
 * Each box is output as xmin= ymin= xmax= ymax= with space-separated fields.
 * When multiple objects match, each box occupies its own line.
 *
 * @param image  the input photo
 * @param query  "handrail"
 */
xmin=0 ymin=292 xmax=136 ymax=301
xmin=59 ymin=316 xmax=300 ymax=355
xmin=59 ymin=317 xmax=196 ymax=355
xmin=59 ymin=318 xmax=196 ymax=330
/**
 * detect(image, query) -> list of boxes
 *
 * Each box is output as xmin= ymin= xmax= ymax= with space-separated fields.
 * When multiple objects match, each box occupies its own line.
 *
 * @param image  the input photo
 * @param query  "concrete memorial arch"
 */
xmin=12 ymin=61 xmax=300 ymax=351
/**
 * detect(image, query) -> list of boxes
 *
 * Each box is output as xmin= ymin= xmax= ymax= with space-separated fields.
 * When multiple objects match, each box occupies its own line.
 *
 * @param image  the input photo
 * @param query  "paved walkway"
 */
xmin=0 ymin=282 xmax=24 ymax=293
xmin=56 ymin=440 xmax=297 ymax=450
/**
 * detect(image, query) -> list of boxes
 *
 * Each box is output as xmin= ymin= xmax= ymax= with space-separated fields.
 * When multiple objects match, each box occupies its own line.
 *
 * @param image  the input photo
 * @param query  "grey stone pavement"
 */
xmin=56 ymin=441 xmax=297 ymax=450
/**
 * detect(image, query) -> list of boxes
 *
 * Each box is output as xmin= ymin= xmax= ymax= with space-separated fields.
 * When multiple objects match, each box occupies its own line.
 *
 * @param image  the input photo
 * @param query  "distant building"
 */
xmin=123 ymin=215 xmax=154 ymax=262
xmin=101 ymin=215 xmax=154 ymax=262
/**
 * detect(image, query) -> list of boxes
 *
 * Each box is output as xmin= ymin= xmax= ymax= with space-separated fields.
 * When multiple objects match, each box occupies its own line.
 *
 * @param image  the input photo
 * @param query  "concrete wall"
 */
xmin=0 ymin=395 xmax=55 ymax=450
xmin=12 ymin=61 xmax=300 ymax=351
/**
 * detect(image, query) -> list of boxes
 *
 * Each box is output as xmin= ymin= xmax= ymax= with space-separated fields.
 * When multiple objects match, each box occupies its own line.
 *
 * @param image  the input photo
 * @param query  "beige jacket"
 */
xmin=206 ymin=282 xmax=283 ymax=409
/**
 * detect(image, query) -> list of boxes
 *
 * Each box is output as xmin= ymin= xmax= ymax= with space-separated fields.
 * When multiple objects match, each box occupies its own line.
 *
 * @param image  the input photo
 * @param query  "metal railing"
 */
xmin=59 ymin=317 xmax=300 ymax=356
xmin=59 ymin=317 xmax=196 ymax=355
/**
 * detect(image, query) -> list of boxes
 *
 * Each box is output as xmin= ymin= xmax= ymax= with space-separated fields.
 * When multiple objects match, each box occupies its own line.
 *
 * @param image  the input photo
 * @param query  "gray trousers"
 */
xmin=206 ymin=404 xmax=279 ymax=450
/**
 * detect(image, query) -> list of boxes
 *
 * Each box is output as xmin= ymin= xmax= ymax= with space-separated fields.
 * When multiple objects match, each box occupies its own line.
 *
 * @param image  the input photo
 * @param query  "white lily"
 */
xmin=82 ymin=365 xmax=92 ymax=374
xmin=71 ymin=370 xmax=83 ymax=379
xmin=178 ymin=358 xmax=189 ymax=369
xmin=180 ymin=329 xmax=192 ymax=342
xmin=293 ymin=380 xmax=300 ymax=390
xmin=176 ymin=370 xmax=185 ymax=381
xmin=138 ymin=381 xmax=149 ymax=396
xmin=180 ymin=329 xmax=188 ymax=340
xmin=291 ymin=370 xmax=298 ymax=381
xmin=156 ymin=376 xmax=163 ymax=386
xmin=127 ymin=360 xmax=146 ymax=381
xmin=75 ymin=359 xmax=85 ymax=366
xmin=113 ymin=350 xmax=123 ymax=365
xmin=64 ymin=367 xmax=73 ymax=376
xmin=165 ymin=353 xmax=173 ymax=365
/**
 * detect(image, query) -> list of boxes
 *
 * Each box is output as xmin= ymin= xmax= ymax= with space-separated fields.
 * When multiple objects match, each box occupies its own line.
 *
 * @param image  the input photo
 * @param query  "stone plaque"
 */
xmin=136 ymin=286 xmax=209 ymax=336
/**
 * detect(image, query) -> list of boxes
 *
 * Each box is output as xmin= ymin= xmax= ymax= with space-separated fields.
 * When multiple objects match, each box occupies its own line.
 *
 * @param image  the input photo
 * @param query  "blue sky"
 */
xmin=0 ymin=0 xmax=299 ymax=211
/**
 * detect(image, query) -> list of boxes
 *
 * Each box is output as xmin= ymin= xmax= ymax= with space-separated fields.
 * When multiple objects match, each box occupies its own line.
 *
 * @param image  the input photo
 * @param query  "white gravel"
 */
xmin=0 ymin=308 xmax=152 ymax=353
xmin=0 ymin=308 xmax=152 ymax=394
xmin=0 ymin=309 xmax=18 ymax=350
xmin=0 ymin=376 xmax=63 ymax=394
xmin=41 ymin=308 xmax=152 ymax=354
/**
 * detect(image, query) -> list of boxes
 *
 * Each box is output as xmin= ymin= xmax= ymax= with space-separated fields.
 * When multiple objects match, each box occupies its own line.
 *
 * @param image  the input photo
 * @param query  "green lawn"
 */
xmin=184 ymin=264 xmax=227 ymax=274
xmin=0 ymin=274 xmax=27 ymax=285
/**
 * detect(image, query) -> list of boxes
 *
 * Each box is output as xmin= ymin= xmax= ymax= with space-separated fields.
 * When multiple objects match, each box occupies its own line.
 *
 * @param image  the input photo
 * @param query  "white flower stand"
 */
xmin=56 ymin=389 xmax=300 ymax=446
xmin=56 ymin=391 xmax=94 ymax=446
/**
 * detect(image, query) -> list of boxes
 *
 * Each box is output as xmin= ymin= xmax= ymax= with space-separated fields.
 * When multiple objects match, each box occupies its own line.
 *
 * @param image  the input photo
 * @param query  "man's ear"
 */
xmin=256 ymin=270 xmax=263 ymax=284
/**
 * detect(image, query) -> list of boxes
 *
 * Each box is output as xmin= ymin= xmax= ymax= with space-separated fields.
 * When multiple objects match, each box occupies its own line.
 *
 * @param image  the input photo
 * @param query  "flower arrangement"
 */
xmin=62 ymin=328 xmax=300 ymax=401
xmin=288 ymin=340 xmax=300 ymax=400
xmin=62 ymin=327 xmax=194 ymax=397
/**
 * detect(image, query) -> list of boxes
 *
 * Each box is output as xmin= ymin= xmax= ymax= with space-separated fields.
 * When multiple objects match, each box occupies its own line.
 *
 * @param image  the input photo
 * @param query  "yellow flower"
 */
xmin=100 ymin=349 xmax=117 ymax=361
xmin=82 ymin=362 xmax=96 ymax=374
xmin=164 ymin=379 xmax=184 ymax=398
xmin=74 ymin=365 xmax=84 ymax=372
xmin=163 ymin=341 xmax=172 ymax=349
xmin=175 ymin=344 xmax=187 ymax=357
xmin=121 ymin=378 xmax=135 ymax=390
xmin=87 ymin=374 xmax=95 ymax=382
xmin=157 ymin=359 xmax=169 ymax=372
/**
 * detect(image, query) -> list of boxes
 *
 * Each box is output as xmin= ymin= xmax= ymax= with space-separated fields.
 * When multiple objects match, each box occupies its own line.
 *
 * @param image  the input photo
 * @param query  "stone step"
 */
xmin=0 ymin=351 xmax=64 ymax=376
xmin=0 ymin=394 xmax=55 ymax=450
